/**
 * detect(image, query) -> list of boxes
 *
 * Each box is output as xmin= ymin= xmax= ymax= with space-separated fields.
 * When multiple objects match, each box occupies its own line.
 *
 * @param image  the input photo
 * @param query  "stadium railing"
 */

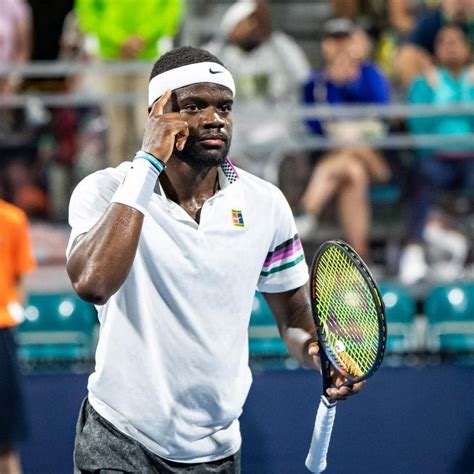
xmin=2 ymin=61 xmax=474 ymax=152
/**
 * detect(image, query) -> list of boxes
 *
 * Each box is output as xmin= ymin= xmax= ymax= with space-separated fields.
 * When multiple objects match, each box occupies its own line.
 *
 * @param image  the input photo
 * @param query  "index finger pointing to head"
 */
xmin=150 ymin=89 xmax=172 ymax=117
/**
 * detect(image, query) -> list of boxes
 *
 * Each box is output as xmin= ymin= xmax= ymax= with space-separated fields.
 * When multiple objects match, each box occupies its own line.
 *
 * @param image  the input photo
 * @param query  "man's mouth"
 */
xmin=199 ymin=135 xmax=227 ymax=147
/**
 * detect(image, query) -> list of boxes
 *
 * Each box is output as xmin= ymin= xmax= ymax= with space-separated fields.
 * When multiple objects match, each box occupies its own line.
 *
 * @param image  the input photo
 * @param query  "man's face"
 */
xmin=322 ymin=35 xmax=353 ymax=63
xmin=435 ymin=27 xmax=470 ymax=67
xmin=167 ymin=83 xmax=233 ymax=168
xmin=228 ymin=13 xmax=264 ymax=52
xmin=322 ymin=30 xmax=371 ymax=64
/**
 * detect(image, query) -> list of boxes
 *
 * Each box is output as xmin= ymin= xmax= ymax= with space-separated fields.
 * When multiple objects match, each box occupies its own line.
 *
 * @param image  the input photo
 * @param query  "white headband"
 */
xmin=148 ymin=61 xmax=236 ymax=107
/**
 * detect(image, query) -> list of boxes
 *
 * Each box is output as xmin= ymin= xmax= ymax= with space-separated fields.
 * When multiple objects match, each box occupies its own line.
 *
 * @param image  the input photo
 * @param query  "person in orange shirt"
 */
xmin=0 ymin=199 xmax=36 ymax=474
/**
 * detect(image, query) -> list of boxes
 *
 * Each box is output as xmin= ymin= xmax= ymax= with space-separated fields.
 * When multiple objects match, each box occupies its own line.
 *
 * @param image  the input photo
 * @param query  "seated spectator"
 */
xmin=331 ymin=0 xmax=430 ymax=77
xmin=0 ymin=0 xmax=49 ymax=218
xmin=396 ymin=0 xmax=474 ymax=88
xmin=204 ymin=0 xmax=310 ymax=177
xmin=399 ymin=25 xmax=474 ymax=284
xmin=0 ymin=0 xmax=31 ymax=95
xmin=294 ymin=19 xmax=391 ymax=260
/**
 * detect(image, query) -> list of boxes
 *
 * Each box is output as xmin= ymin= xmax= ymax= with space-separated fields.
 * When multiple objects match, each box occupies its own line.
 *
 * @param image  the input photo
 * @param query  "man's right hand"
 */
xmin=141 ymin=90 xmax=190 ymax=164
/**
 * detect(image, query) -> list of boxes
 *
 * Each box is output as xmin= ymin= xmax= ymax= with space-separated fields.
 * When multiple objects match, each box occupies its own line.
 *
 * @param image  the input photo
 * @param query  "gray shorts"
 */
xmin=74 ymin=398 xmax=241 ymax=474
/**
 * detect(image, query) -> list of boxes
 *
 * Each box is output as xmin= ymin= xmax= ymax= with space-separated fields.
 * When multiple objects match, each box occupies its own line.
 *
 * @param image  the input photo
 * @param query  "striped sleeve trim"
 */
xmin=261 ymin=234 xmax=305 ymax=276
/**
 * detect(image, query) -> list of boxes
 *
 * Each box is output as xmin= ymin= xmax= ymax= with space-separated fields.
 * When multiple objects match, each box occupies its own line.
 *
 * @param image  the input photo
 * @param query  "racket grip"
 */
xmin=305 ymin=395 xmax=337 ymax=473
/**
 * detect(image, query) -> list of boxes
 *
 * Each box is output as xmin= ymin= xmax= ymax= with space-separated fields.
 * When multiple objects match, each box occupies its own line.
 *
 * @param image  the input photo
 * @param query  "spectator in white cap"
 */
xmin=204 ymin=0 xmax=311 ymax=177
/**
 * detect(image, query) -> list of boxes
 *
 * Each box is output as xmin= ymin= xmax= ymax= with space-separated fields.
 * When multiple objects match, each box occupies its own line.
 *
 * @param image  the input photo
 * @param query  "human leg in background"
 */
xmin=299 ymin=151 xmax=351 ymax=217
xmin=0 ymin=328 xmax=27 ymax=474
xmin=295 ymin=151 xmax=349 ymax=240
xmin=423 ymin=157 xmax=473 ymax=276
xmin=350 ymin=146 xmax=391 ymax=183
xmin=297 ymin=150 xmax=371 ymax=258
xmin=336 ymin=157 xmax=370 ymax=259
xmin=400 ymin=154 xmax=461 ymax=284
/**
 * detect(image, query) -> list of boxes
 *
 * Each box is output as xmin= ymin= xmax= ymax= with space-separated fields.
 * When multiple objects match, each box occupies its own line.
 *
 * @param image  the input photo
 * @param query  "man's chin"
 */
xmin=192 ymin=152 xmax=227 ymax=167
xmin=176 ymin=145 xmax=230 ymax=168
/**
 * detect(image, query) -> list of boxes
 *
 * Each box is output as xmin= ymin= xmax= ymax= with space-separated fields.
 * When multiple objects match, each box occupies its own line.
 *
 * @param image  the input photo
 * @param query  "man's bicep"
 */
xmin=66 ymin=169 xmax=121 ymax=257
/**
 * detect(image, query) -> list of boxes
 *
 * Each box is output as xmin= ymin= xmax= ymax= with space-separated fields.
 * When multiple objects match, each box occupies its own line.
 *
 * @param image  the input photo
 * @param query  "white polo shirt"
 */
xmin=67 ymin=159 xmax=308 ymax=463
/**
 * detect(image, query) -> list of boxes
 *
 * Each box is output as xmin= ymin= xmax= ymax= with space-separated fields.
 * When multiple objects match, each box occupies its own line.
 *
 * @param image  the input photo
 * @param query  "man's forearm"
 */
xmin=263 ymin=287 xmax=319 ymax=369
xmin=67 ymin=203 xmax=144 ymax=304
xmin=283 ymin=326 xmax=318 ymax=368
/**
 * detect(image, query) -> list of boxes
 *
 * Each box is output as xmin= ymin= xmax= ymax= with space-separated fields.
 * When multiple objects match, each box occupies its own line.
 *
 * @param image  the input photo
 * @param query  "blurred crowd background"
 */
xmin=2 ymin=0 xmax=474 ymax=364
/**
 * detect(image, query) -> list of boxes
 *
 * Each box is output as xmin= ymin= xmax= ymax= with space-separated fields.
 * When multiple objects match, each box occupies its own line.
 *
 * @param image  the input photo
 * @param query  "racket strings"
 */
xmin=314 ymin=247 xmax=380 ymax=377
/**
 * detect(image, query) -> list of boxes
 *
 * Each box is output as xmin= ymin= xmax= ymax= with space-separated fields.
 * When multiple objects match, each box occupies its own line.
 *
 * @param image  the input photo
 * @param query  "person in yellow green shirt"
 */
xmin=74 ymin=0 xmax=184 ymax=167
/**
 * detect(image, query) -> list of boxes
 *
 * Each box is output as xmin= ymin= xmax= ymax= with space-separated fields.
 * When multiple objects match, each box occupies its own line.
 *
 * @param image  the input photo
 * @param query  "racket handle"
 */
xmin=305 ymin=395 xmax=337 ymax=473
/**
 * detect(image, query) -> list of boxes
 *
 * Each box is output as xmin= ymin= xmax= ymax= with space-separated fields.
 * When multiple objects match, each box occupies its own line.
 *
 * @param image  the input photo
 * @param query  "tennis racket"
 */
xmin=305 ymin=240 xmax=387 ymax=473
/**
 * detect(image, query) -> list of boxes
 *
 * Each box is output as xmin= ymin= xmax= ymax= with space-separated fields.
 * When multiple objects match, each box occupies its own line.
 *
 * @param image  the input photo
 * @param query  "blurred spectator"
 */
xmin=0 ymin=199 xmax=36 ymax=474
xmin=204 ymin=0 xmax=310 ymax=176
xmin=24 ymin=0 xmax=74 ymax=91
xmin=331 ymin=0 xmax=432 ymax=77
xmin=294 ymin=19 xmax=391 ymax=260
xmin=59 ymin=11 xmax=86 ymax=61
xmin=396 ymin=0 xmax=474 ymax=88
xmin=0 ymin=0 xmax=49 ymax=219
xmin=75 ymin=0 xmax=183 ymax=167
xmin=0 ymin=0 xmax=32 ymax=95
xmin=399 ymin=25 xmax=474 ymax=284
xmin=27 ymin=0 xmax=73 ymax=61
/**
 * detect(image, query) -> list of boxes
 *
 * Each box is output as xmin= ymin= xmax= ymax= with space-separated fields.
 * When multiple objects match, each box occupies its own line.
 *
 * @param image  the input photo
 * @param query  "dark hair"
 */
xmin=149 ymin=46 xmax=225 ymax=82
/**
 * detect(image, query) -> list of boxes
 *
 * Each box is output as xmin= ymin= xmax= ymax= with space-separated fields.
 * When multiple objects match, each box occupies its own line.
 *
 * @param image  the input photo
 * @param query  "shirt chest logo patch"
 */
xmin=231 ymin=209 xmax=245 ymax=227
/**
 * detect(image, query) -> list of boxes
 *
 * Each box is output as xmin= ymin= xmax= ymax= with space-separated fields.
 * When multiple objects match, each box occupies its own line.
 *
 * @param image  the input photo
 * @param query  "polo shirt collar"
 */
xmin=154 ymin=157 xmax=239 ymax=199
xmin=219 ymin=158 xmax=240 ymax=188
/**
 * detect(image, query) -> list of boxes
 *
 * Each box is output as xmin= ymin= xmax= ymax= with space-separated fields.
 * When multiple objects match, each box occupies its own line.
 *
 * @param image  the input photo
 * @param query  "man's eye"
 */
xmin=184 ymin=105 xmax=199 ymax=112
xmin=221 ymin=104 xmax=232 ymax=112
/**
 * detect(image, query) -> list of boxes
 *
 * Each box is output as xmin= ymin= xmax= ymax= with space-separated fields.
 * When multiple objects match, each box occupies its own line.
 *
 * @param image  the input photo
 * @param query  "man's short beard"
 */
xmin=174 ymin=131 xmax=231 ymax=169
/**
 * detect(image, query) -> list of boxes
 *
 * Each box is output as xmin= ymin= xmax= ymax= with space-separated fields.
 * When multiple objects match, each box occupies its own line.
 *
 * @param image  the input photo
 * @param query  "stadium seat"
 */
xmin=17 ymin=293 xmax=97 ymax=361
xmin=369 ymin=184 xmax=401 ymax=203
xmin=424 ymin=282 xmax=474 ymax=352
xmin=248 ymin=292 xmax=287 ymax=357
xmin=378 ymin=283 xmax=417 ymax=353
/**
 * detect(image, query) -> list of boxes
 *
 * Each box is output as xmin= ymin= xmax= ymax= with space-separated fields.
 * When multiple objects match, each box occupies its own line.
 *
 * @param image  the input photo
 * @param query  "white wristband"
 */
xmin=110 ymin=159 xmax=159 ymax=215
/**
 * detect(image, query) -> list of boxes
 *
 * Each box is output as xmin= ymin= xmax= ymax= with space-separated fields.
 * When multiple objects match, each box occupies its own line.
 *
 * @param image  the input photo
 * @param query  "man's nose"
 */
xmin=202 ymin=107 xmax=225 ymax=128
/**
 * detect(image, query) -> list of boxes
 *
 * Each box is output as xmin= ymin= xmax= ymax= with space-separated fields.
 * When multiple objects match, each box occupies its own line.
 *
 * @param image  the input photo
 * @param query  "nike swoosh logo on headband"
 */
xmin=209 ymin=68 xmax=223 ymax=74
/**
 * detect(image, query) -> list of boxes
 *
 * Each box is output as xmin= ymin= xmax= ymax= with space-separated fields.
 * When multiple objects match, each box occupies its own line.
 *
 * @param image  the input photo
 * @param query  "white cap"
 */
xmin=221 ymin=1 xmax=257 ymax=36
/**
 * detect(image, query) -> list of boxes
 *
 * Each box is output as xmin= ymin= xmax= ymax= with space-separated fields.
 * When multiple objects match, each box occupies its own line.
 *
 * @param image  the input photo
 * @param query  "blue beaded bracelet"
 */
xmin=134 ymin=150 xmax=166 ymax=174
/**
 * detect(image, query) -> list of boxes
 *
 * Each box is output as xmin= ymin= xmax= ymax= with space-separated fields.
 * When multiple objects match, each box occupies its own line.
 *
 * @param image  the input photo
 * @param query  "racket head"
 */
xmin=310 ymin=240 xmax=387 ymax=384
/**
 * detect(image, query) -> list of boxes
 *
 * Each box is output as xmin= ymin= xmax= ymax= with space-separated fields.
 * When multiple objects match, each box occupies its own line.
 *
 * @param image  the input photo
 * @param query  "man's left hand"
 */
xmin=308 ymin=342 xmax=366 ymax=401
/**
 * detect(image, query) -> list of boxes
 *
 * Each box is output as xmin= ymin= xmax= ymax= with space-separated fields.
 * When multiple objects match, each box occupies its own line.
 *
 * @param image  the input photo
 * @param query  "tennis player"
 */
xmin=66 ymin=46 xmax=363 ymax=473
